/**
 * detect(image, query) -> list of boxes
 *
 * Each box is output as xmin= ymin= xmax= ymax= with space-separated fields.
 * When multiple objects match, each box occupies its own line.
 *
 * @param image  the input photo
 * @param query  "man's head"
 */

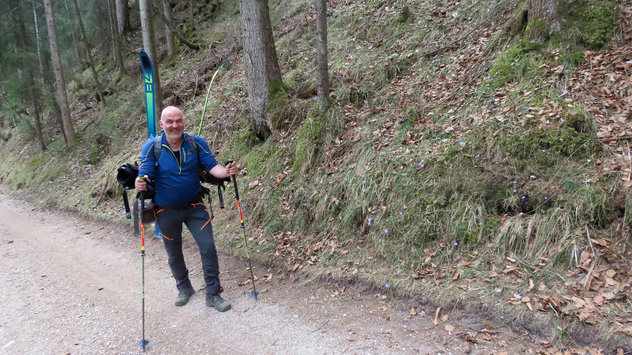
xmin=159 ymin=106 xmax=185 ymax=142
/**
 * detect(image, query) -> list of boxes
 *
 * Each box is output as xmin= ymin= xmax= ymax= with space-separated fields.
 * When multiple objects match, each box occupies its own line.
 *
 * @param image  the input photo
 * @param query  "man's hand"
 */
xmin=135 ymin=175 xmax=150 ymax=191
xmin=225 ymin=161 xmax=239 ymax=176
xmin=209 ymin=162 xmax=239 ymax=179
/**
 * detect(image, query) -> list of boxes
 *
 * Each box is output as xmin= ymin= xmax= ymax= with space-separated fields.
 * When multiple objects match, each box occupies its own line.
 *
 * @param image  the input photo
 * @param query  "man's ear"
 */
xmin=158 ymin=119 xmax=164 ymax=129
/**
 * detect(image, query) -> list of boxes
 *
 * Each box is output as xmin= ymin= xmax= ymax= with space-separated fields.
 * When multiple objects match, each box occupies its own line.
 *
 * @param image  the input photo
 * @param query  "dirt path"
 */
xmin=0 ymin=189 xmax=534 ymax=354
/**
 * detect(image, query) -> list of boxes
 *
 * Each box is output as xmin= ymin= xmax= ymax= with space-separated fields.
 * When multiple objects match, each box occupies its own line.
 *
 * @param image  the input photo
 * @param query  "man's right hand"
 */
xmin=135 ymin=176 xmax=149 ymax=191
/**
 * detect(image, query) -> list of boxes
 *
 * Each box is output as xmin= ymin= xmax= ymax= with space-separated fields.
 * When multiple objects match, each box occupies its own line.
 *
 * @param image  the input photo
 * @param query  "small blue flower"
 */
xmin=348 ymin=197 xmax=351 ymax=200
xmin=454 ymin=241 xmax=459 ymax=247
xmin=363 ymin=179 xmax=366 ymax=185
xmin=521 ymin=195 xmax=527 ymax=200
xmin=368 ymin=217 xmax=372 ymax=226
xmin=513 ymin=180 xmax=518 ymax=184
xmin=544 ymin=196 xmax=549 ymax=200
xmin=419 ymin=162 xmax=425 ymax=168
xmin=399 ymin=211 xmax=404 ymax=215
xmin=385 ymin=283 xmax=390 ymax=288
xmin=459 ymin=141 xmax=465 ymax=146
xmin=384 ymin=228 xmax=389 ymax=234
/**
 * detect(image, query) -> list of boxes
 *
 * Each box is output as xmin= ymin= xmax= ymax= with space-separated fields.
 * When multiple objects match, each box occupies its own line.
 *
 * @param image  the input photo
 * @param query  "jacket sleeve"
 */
xmin=194 ymin=136 xmax=219 ymax=172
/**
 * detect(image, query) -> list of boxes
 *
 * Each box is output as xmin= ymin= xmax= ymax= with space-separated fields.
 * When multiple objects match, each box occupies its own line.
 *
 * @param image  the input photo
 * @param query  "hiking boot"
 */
xmin=206 ymin=294 xmax=231 ymax=312
xmin=174 ymin=288 xmax=195 ymax=306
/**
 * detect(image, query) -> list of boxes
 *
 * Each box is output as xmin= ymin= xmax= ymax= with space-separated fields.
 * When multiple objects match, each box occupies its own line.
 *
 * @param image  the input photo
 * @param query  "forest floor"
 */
xmin=0 ymin=186 xmax=544 ymax=354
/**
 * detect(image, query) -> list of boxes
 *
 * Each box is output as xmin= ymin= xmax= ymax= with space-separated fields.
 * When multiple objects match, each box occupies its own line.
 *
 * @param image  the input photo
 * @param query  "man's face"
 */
xmin=159 ymin=108 xmax=185 ymax=141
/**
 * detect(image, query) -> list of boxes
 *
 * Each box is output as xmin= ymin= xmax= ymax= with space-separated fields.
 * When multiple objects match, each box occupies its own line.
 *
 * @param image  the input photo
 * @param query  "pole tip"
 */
xmin=138 ymin=339 xmax=149 ymax=350
xmin=250 ymin=290 xmax=259 ymax=299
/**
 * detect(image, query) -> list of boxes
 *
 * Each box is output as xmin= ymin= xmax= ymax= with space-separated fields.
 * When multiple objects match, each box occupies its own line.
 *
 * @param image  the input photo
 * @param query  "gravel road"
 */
xmin=0 ymin=189 xmax=530 ymax=354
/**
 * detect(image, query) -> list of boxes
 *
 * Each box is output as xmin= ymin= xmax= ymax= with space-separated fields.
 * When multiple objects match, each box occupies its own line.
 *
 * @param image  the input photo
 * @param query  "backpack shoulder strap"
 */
xmin=153 ymin=133 xmax=162 ymax=168
xmin=183 ymin=132 xmax=198 ymax=157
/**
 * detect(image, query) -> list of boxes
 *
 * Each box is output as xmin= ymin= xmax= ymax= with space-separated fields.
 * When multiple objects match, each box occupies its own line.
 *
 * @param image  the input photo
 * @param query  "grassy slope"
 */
xmin=1 ymin=0 xmax=631 ymax=351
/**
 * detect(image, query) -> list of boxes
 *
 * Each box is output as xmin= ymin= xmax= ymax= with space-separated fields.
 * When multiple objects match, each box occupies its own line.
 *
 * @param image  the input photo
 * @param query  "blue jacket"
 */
xmin=138 ymin=133 xmax=218 ymax=206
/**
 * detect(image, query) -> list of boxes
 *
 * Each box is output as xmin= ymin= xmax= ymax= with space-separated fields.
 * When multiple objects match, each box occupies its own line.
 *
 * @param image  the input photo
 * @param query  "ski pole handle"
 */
xmin=140 ymin=191 xmax=145 ymax=223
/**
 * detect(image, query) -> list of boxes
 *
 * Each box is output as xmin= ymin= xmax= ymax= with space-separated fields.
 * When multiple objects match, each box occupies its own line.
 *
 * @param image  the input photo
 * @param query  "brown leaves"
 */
xmin=566 ymin=45 xmax=632 ymax=183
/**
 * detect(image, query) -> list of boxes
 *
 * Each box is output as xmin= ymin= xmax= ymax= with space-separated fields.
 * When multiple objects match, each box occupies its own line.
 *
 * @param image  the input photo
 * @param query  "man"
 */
xmin=135 ymin=106 xmax=238 ymax=312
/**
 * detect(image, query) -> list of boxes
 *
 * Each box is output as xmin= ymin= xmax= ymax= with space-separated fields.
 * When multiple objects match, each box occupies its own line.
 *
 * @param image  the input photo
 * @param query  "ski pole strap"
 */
xmin=208 ymin=192 xmax=214 ymax=220
xmin=226 ymin=158 xmax=240 ymax=200
xmin=123 ymin=188 xmax=131 ymax=219
xmin=218 ymin=185 xmax=225 ymax=209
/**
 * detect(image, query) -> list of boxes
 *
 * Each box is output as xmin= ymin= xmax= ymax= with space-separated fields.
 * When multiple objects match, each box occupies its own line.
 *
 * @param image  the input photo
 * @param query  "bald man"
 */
xmin=135 ymin=106 xmax=237 ymax=312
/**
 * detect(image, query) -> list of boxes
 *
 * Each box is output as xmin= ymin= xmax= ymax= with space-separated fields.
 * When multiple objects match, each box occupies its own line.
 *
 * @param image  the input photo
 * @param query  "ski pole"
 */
xmin=138 ymin=191 xmax=149 ymax=351
xmin=227 ymin=158 xmax=258 ymax=299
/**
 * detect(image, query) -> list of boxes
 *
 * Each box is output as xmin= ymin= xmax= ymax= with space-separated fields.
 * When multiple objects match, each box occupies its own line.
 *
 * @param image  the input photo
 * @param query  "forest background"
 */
xmin=0 ymin=0 xmax=631 ymax=352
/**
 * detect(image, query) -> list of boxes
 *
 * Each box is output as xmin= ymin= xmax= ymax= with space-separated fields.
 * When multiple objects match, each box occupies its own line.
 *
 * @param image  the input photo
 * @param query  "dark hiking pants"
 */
xmin=155 ymin=201 xmax=222 ymax=295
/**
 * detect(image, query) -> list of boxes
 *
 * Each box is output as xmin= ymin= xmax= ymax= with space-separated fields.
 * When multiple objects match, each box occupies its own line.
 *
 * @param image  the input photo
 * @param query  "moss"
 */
xmin=233 ymin=127 xmax=261 ymax=158
xmin=487 ymin=39 xmax=544 ymax=89
xmin=525 ymin=19 xmax=547 ymax=36
xmin=503 ymin=124 xmax=595 ymax=163
xmin=502 ymin=1 xmax=529 ymax=36
xmin=560 ymin=0 xmax=617 ymax=50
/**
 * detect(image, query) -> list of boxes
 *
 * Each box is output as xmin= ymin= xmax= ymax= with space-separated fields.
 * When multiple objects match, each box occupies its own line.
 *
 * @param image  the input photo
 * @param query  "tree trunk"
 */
xmin=116 ymin=0 xmax=130 ymax=34
xmin=162 ymin=0 xmax=175 ymax=58
xmin=108 ymin=0 xmax=125 ymax=73
xmin=528 ymin=0 xmax=561 ymax=42
xmin=139 ymin=0 xmax=163 ymax=114
xmin=315 ymin=0 xmax=330 ymax=114
xmin=72 ymin=0 xmax=105 ymax=103
xmin=43 ymin=0 xmax=75 ymax=145
xmin=32 ymin=2 xmax=44 ymax=78
xmin=153 ymin=2 xmax=200 ymax=50
xmin=12 ymin=0 xmax=46 ymax=151
xmin=239 ymin=0 xmax=282 ymax=140
xmin=62 ymin=0 xmax=84 ymax=68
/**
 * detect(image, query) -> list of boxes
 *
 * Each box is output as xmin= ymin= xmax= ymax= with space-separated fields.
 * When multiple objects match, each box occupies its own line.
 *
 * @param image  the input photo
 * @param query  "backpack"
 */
xmin=151 ymin=131 xmax=230 ymax=210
